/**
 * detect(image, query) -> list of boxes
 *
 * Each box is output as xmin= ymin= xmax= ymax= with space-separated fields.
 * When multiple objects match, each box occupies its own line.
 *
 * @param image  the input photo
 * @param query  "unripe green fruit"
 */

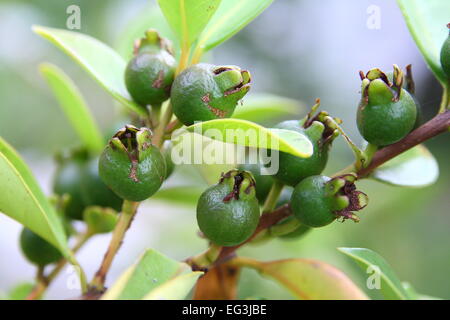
xmin=162 ymin=141 xmax=175 ymax=179
xmin=99 ymin=125 xmax=166 ymax=201
xmin=53 ymin=155 xmax=88 ymax=220
xmin=125 ymin=29 xmax=176 ymax=107
xmin=441 ymin=24 xmax=450 ymax=78
xmin=272 ymin=106 xmax=339 ymax=186
xmin=196 ymin=170 xmax=260 ymax=246
xmin=291 ymin=174 xmax=368 ymax=228
xmin=80 ymin=158 xmax=123 ymax=212
xmin=238 ymin=163 xmax=274 ymax=203
xmin=20 ymin=228 xmax=62 ymax=267
xmin=171 ymin=63 xmax=251 ymax=125
xmin=53 ymin=152 xmax=123 ymax=220
xmin=357 ymin=66 xmax=417 ymax=146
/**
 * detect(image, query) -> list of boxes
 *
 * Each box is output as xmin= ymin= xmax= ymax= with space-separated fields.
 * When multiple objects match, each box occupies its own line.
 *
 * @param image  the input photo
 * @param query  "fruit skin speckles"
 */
xmin=99 ymin=125 xmax=166 ymax=202
xmin=196 ymin=170 xmax=260 ymax=247
xmin=125 ymin=29 xmax=176 ymax=108
xmin=171 ymin=63 xmax=251 ymax=126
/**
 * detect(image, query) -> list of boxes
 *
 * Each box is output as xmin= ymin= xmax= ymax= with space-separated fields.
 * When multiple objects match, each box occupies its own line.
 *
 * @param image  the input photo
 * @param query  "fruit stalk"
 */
xmin=90 ymin=200 xmax=139 ymax=291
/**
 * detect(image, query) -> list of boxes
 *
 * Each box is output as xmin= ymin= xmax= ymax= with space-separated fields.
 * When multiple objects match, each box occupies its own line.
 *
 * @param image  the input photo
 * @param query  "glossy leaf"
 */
xmin=39 ymin=63 xmax=104 ymax=153
xmin=371 ymin=145 xmax=439 ymax=187
xmin=196 ymin=0 xmax=274 ymax=52
xmin=152 ymin=186 xmax=204 ymax=206
xmin=143 ymin=272 xmax=202 ymax=300
xmin=32 ymin=25 xmax=145 ymax=116
xmin=0 ymin=138 xmax=69 ymax=256
xmin=183 ymin=119 xmax=313 ymax=158
xmin=101 ymin=249 xmax=195 ymax=300
xmin=157 ymin=0 xmax=221 ymax=47
xmin=233 ymin=93 xmax=303 ymax=123
xmin=397 ymin=0 xmax=450 ymax=86
xmin=115 ymin=4 xmax=177 ymax=60
xmin=338 ymin=247 xmax=413 ymax=300
xmin=238 ymin=257 xmax=368 ymax=300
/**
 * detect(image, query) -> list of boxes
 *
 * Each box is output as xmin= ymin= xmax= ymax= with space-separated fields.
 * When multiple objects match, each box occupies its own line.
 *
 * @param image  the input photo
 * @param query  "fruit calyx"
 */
xmin=326 ymin=173 xmax=368 ymax=222
xmin=360 ymin=64 xmax=404 ymax=105
xmin=219 ymin=170 xmax=256 ymax=202
xmin=109 ymin=125 xmax=153 ymax=182
xmin=133 ymin=29 xmax=173 ymax=56
xmin=301 ymin=98 xmax=340 ymax=148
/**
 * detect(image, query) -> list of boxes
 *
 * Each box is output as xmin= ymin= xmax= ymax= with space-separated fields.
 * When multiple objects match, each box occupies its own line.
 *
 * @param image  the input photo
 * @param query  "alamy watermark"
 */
xmin=66 ymin=5 xmax=81 ymax=30
xmin=366 ymin=5 xmax=381 ymax=30
xmin=170 ymin=124 xmax=281 ymax=175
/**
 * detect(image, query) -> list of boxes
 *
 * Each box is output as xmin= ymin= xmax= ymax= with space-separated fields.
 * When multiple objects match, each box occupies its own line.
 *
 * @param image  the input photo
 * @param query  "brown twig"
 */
xmin=358 ymin=110 xmax=450 ymax=177
xmin=213 ymin=111 xmax=450 ymax=266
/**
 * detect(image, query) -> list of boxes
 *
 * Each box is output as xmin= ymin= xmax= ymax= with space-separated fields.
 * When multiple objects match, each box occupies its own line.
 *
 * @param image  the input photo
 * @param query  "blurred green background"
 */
xmin=0 ymin=0 xmax=448 ymax=299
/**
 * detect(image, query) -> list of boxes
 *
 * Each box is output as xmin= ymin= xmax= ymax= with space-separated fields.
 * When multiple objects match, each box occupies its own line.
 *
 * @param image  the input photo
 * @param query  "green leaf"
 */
xmin=238 ymin=257 xmax=368 ymax=300
xmin=39 ymin=63 xmax=104 ymax=153
xmin=157 ymin=0 xmax=221 ymax=47
xmin=183 ymin=119 xmax=313 ymax=158
xmin=32 ymin=25 xmax=145 ymax=116
xmin=371 ymin=145 xmax=439 ymax=187
xmin=397 ymin=0 xmax=450 ymax=86
xmin=196 ymin=0 xmax=273 ymax=52
xmin=338 ymin=247 xmax=413 ymax=300
xmin=152 ymin=186 xmax=204 ymax=206
xmin=8 ymin=282 xmax=35 ymax=300
xmin=115 ymin=4 xmax=177 ymax=60
xmin=101 ymin=249 xmax=199 ymax=300
xmin=143 ymin=272 xmax=202 ymax=300
xmin=0 ymin=138 xmax=69 ymax=257
xmin=233 ymin=93 xmax=303 ymax=123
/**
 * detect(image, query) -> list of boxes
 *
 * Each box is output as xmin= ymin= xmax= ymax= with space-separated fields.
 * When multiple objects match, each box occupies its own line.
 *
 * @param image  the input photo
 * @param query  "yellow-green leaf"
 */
xmin=39 ymin=63 xmax=104 ymax=153
xmin=197 ymin=0 xmax=273 ymax=52
xmin=32 ymin=25 xmax=145 ymax=116
xmin=183 ymin=119 xmax=313 ymax=158
xmin=237 ymin=257 xmax=368 ymax=300
xmin=157 ymin=0 xmax=221 ymax=47
xmin=397 ymin=0 xmax=450 ymax=86
xmin=143 ymin=272 xmax=202 ymax=300
xmin=101 ymin=249 xmax=198 ymax=300
xmin=339 ymin=247 xmax=412 ymax=300
xmin=0 ymin=138 xmax=69 ymax=257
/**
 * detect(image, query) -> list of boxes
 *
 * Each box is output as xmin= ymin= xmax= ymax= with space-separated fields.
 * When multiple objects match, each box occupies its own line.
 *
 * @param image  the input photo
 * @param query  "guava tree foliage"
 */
xmin=0 ymin=0 xmax=449 ymax=300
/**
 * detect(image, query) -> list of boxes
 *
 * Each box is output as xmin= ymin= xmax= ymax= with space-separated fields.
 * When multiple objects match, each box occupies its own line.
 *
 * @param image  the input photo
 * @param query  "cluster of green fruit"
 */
xmin=21 ymin=26 xmax=450 ymax=266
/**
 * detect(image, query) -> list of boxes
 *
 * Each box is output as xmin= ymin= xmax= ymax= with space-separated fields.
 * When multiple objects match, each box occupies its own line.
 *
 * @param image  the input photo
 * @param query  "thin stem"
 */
xmin=262 ymin=180 xmax=284 ymax=213
xmin=186 ymin=243 xmax=222 ymax=269
xmin=153 ymin=103 xmax=173 ymax=148
xmin=190 ymin=46 xmax=203 ymax=65
xmin=90 ymin=200 xmax=140 ymax=291
xmin=228 ymin=256 xmax=262 ymax=270
xmin=268 ymin=217 xmax=301 ymax=237
xmin=358 ymin=111 xmax=450 ymax=177
xmin=439 ymin=84 xmax=450 ymax=113
xmin=207 ymin=112 xmax=450 ymax=269
xmin=26 ymin=231 xmax=93 ymax=300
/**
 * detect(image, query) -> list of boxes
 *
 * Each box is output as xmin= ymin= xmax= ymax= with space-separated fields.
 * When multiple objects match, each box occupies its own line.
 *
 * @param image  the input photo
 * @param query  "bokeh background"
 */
xmin=0 ymin=0 xmax=449 ymax=299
